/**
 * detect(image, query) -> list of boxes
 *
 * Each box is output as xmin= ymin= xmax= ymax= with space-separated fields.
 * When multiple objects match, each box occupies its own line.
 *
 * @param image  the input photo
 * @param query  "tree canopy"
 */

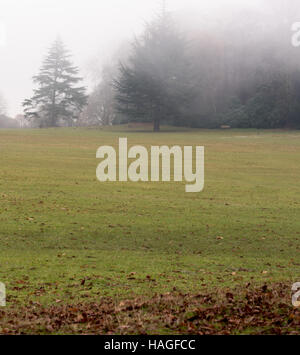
xmin=114 ymin=9 xmax=194 ymax=132
xmin=23 ymin=38 xmax=88 ymax=127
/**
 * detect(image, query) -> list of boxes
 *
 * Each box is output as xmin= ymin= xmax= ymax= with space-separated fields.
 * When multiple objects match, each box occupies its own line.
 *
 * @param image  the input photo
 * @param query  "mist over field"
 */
xmin=0 ymin=0 xmax=300 ymax=127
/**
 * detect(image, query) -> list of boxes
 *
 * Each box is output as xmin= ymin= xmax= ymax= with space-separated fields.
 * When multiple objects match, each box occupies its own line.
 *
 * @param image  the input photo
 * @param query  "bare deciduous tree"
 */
xmin=82 ymin=65 xmax=116 ymax=126
xmin=0 ymin=93 xmax=6 ymax=116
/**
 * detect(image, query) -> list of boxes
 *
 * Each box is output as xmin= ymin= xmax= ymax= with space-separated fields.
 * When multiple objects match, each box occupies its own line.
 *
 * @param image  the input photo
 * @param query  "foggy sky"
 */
xmin=0 ymin=0 xmax=262 ymax=116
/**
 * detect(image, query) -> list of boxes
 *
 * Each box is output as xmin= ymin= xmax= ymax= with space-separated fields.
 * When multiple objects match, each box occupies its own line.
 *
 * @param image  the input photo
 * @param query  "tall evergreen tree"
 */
xmin=114 ymin=7 xmax=193 ymax=132
xmin=23 ymin=38 xmax=88 ymax=127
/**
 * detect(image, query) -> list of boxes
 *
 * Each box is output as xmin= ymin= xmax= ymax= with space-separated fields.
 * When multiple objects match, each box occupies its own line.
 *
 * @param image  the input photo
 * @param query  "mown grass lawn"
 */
xmin=0 ymin=127 xmax=299 ymax=310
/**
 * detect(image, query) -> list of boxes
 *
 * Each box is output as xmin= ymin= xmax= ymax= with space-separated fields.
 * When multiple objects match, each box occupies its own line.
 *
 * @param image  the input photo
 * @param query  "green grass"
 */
xmin=1 ymin=127 xmax=300 ymax=307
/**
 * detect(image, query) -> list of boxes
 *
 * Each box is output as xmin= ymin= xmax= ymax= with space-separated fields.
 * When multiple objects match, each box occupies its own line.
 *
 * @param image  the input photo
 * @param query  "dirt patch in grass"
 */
xmin=0 ymin=283 xmax=299 ymax=335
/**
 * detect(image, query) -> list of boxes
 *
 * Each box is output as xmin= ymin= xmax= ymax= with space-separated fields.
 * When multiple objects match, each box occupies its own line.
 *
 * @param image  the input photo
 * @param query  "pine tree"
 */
xmin=114 ymin=7 xmax=193 ymax=132
xmin=23 ymin=38 xmax=88 ymax=127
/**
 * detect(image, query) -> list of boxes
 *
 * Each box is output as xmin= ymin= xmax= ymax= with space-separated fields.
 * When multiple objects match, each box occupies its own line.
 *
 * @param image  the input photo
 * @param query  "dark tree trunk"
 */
xmin=153 ymin=118 xmax=160 ymax=132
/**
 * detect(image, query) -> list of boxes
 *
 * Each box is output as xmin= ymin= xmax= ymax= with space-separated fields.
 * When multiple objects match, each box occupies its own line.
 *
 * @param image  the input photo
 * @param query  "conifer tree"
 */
xmin=23 ymin=38 xmax=88 ymax=127
xmin=114 ymin=7 xmax=193 ymax=132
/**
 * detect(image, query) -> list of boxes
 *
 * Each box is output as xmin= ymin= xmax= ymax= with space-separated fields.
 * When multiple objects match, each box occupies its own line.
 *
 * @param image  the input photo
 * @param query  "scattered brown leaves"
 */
xmin=0 ymin=283 xmax=299 ymax=335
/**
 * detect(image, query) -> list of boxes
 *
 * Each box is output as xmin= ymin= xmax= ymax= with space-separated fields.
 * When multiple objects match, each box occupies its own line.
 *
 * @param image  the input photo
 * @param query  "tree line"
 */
xmin=15 ymin=1 xmax=300 ymax=131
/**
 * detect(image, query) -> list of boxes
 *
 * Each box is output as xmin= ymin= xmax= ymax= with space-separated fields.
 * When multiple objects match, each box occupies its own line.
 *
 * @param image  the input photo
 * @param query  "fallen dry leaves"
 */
xmin=0 ymin=283 xmax=299 ymax=335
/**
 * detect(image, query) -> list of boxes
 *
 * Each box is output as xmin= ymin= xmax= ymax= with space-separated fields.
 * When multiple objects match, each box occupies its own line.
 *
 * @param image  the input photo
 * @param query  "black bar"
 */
xmin=0 ymin=335 xmax=296 ymax=353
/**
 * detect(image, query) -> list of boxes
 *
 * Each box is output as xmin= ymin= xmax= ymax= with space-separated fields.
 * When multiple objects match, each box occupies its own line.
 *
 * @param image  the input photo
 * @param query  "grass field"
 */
xmin=0 ymin=127 xmax=300 ymax=334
